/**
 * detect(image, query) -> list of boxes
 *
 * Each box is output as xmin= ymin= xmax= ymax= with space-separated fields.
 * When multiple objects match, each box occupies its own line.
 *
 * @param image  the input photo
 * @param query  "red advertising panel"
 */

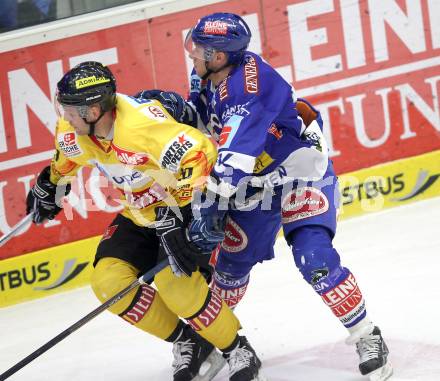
xmin=1 ymin=0 xmax=439 ymax=259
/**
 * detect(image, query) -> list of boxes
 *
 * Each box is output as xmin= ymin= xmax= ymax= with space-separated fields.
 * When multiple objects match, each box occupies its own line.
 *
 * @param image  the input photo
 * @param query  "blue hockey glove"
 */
xmin=188 ymin=191 xmax=228 ymax=252
xmin=26 ymin=166 xmax=71 ymax=224
xmin=134 ymin=89 xmax=197 ymax=127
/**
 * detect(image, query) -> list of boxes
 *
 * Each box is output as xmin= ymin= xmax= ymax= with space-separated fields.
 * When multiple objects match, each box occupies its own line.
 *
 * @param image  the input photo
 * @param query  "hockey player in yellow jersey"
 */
xmin=25 ymin=61 xmax=264 ymax=381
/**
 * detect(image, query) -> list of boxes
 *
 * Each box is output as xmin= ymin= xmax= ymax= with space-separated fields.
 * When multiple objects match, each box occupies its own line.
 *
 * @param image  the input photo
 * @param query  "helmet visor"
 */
xmin=184 ymin=29 xmax=216 ymax=61
xmin=54 ymin=92 xmax=89 ymax=119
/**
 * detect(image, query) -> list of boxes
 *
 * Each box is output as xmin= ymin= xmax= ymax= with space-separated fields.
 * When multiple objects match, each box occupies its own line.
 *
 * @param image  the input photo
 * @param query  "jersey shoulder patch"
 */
xmin=57 ymin=131 xmax=83 ymax=158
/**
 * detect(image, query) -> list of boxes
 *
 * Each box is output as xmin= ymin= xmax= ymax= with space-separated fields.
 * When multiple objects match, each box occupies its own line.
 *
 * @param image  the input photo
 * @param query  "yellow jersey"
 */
xmin=50 ymin=93 xmax=217 ymax=226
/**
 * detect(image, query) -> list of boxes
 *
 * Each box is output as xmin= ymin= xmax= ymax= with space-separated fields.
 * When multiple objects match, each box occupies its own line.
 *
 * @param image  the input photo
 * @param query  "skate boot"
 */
xmin=223 ymin=336 xmax=265 ymax=381
xmin=172 ymin=324 xmax=225 ymax=381
xmin=354 ymin=326 xmax=393 ymax=381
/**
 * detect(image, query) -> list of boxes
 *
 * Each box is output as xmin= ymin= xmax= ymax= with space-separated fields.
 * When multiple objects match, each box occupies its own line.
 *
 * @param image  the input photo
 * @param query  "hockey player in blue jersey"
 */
xmin=141 ymin=12 xmax=392 ymax=381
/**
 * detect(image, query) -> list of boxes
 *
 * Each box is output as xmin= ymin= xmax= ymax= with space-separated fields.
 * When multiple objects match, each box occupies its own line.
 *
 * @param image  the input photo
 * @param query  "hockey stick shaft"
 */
xmin=0 ymin=214 xmax=33 ymax=248
xmin=0 ymin=259 xmax=169 ymax=380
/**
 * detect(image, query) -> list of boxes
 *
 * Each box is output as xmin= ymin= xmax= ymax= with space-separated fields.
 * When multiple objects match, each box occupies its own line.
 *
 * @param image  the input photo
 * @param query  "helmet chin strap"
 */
xmin=83 ymin=109 xmax=106 ymax=137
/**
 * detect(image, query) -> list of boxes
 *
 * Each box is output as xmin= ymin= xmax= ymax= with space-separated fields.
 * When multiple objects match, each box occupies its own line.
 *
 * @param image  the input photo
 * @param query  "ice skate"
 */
xmin=353 ymin=326 xmax=393 ymax=381
xmin=172 ymin=325 xmax=226 ymax=381
xmin=223 ymin=336 xmax=266 ymax=381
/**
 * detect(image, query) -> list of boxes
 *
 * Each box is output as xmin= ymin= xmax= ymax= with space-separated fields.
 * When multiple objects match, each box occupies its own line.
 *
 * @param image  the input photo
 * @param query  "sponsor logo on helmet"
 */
xmin=281 ymin=187 xmax=329 ymax=223
xmin=57 ymin=132 xmax=83 ymax=157
xmin=111 ymin=143 xmax=149 ymax=165
xmin=75 ymin=75 xmax=110 ymax=89
xmin=244 ymin=56 xmax=259 ymax=94
xmin=203 ymin=21 xmax=228 ymax=35
xmin=160 ymin=134 xmax=196 ymax=172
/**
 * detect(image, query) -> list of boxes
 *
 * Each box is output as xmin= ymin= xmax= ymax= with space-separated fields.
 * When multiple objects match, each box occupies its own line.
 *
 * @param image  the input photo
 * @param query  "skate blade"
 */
xmin=368 ymin=362 xmax=393 ymax=381
xmin=192 ymin=350 xmax=226 ymax=381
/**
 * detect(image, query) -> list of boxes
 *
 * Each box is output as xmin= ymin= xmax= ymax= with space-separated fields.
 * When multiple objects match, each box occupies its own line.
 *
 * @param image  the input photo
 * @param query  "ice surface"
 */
xmin=1 ymin=197 xmax=439 ymax=380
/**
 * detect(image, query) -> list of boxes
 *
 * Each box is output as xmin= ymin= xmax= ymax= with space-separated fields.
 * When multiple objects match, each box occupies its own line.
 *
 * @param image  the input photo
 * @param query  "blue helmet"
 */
xmin=187 ymin=13 xmax=251 ymax=65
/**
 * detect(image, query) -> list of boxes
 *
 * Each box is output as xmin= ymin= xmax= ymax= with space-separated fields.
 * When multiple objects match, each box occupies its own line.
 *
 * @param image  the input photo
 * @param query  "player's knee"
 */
xmin=212 ymin=271 xmax=250 ymax=308
xmin=288 ymin=226 xmax=345 ymax=288
xmin=91 ymin=257 xmax=139 ymax=314
xmin=154 ymin=266 xmax=209 ymax=317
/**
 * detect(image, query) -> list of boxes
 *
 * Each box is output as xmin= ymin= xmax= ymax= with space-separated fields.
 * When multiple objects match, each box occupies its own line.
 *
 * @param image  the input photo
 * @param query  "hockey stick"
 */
xmin=0 ymin=259 xmax=169 ymax=381
xmin=0 ymin=213 xmax=33 ymax=248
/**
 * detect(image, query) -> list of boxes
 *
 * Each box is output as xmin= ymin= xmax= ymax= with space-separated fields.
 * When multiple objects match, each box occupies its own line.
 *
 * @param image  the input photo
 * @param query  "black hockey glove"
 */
xmin=155 ymin=205 xmax=206 ymax=277
xmin=26 ymin=166 xmax=71 ymax=224
xmin=134 ymin=89 xmax=197 ymax=127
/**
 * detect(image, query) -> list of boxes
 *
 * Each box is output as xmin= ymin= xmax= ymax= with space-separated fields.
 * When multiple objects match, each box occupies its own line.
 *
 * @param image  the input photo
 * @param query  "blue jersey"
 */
xmin=190 ymin=52 xmax=330 ymax=194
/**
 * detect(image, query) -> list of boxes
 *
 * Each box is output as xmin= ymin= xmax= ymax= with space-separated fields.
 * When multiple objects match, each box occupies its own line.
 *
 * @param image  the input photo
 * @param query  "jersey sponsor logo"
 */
xmin=244 ymin=56 xmax=259 ymax=94
xmin=320 ymin=273 xmax=365 ymax=325
xmin=101 ymin=225 xmax=118 ymax=241
xmin=281 ymin=187 xmax=329 ymax=223
xmin=268 ymin=123 xmax=283 ymax=140
xmin=218 ymin=115 xmax=243 ymax=148
xmin=75 ymin=75 xmax=110 ymax=89
xmin=221 ymin=218 xmax=248 ymax=253
xmin=112 ymin=170 xmax=142 ymax=185
xmin=218 ymin=78 xmax=228 ymax=101
xmin=57 ymin=132 xmax=83 ymax=157
xmin=125 ymin=183 xmax=167 ymax=209
xmin=178 ymin=167 xmax=193 ymax=181
xmin=221 ymin=102 xmax=251 ymax=121
xmin=203 ymin=21 xmax=228 ymax=35
xmin=253 ymin=151 xmax=274 ymax=174
xmin=160 ymin=134 xmax=196 ymax=172
xmin=142 ymin=104 xmax=168 ymax=122
xmin=111 ymin=143 xmax=149 ymax=165
xmin=122 ymin=285 xmax=156 ymax=324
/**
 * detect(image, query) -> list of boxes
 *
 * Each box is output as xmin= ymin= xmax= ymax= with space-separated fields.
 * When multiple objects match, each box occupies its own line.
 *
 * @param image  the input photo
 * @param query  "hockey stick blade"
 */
xmin=0 ymin=259 xmax=169 ymax=380
xmin=0 ymin=213 xmax=33 ymax=248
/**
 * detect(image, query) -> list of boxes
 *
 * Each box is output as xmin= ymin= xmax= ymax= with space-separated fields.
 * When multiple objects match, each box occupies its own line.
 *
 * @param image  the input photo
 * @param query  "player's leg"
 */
xmin=90 ymin=214 xmax=222 ymax=381
xmin=154 ymin=265 xmax=264 ymax=381
xmin=211 ymin=202 xmax=282 ymax=309
xmin=282 ymin=176 xmax=392 ymax=380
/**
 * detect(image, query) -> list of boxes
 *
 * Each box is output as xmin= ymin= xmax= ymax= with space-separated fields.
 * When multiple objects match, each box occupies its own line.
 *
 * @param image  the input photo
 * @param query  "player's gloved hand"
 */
xmin=134 ymin=89 xmax=197 ymax=127
xmin=26 ymin=166 xmax=71 ymax=224
xmin=155 ymin=205 xmax=206 ymax=277
xmin=188 ymin=191 xmax=228 ymax=252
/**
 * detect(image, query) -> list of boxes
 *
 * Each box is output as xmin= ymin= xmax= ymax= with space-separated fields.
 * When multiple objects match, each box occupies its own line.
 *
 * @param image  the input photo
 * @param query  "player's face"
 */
xmin=61 ymin=106 xmax=91 ymax=135
xmin=56 ymin=104 xmax=90 ymax=135
xmin=191 ymin=56 xmax=209 ymax=78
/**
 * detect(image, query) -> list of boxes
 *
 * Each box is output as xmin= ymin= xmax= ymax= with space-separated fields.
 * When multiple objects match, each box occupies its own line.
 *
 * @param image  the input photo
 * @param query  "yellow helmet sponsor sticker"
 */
xmin=75 ymin=75 xmax=110 ymax=89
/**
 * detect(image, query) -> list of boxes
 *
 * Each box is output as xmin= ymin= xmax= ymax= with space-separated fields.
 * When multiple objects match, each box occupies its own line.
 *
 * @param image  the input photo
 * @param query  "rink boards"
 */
xmin=0 ymin=149 xmax=439 ymax=307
